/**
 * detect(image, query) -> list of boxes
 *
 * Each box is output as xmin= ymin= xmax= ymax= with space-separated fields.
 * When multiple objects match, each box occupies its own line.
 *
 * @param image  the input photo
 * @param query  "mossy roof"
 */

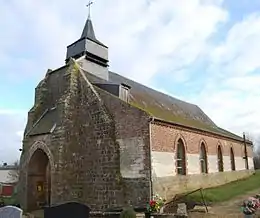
xmin=84 ymin=70 xmax=247 ymax=143
xmin=28 ymin=64 xmax=248 ymax=143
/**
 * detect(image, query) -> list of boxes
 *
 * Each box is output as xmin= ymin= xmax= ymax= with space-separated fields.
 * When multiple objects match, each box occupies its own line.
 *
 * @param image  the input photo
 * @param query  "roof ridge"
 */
xmin=108 ymin=71 xmax=200 ymax=107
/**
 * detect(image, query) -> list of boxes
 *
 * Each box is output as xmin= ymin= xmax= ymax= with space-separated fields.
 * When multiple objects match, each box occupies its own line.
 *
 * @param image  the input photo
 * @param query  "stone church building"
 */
xmin=19 ymin=14 xmax=254 ymax=212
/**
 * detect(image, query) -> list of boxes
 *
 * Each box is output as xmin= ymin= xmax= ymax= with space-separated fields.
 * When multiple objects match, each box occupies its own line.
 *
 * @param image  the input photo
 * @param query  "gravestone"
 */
xmin=0 ymin=205 xmax=23 ymax=218
xmin=44 ymin=202 xmax=90 ymax=218
xmin=176 ymin=203 xmax=187 ymax=217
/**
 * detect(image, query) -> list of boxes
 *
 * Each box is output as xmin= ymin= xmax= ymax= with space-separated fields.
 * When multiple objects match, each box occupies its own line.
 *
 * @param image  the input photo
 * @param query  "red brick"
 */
xmin=151 ymin=121 xmax=253 ymax=158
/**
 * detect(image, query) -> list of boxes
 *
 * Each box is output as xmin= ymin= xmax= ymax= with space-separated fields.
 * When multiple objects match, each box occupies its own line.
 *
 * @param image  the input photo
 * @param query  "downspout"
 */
xmin=149 ymin=117 xmax=154 ymax=201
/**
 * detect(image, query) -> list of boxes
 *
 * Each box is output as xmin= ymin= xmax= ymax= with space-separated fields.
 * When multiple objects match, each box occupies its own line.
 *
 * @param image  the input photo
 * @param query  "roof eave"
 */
xmin=150 ymin=117 xmax=252 ymax=145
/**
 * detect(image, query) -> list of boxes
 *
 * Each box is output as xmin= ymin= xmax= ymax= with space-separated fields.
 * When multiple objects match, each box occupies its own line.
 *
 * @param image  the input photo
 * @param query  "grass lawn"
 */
xmin=186 ymin=172 xmax=260 ymax=204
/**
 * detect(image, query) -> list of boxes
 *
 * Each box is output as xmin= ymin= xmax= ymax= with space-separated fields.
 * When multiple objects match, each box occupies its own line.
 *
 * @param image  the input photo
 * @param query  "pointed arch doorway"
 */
xmin=27 ymin=148 xmax=51 ymax=211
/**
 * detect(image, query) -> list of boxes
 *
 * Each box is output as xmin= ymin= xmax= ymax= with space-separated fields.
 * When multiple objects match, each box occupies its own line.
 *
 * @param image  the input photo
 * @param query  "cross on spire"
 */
xmin=86 ymin=0 xmax=94 ymax=19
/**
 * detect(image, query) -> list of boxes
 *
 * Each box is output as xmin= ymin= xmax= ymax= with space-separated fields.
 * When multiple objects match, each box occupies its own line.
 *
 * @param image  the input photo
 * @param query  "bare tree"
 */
xmin=252 ymin=135 xmax=260 ymax=170
xmin=253 ymin=135 xmax=260 ymax=154
xmin=7 ymin=160 xmax=19 ymax=183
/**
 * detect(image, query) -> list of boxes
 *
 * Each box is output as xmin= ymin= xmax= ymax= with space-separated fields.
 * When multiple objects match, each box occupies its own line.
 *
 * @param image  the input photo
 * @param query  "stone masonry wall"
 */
xmin=54 ymin=61 xmax=124 ymax=210
xmin=96 ymin=86 xmax=151 ymax=208
xmin=56 ymin=60 xmax=152 ymax=210
xmin=20 ymin=60 xmax=152 ymax=211
xmin=57 ymin=61 xmax=151 ymax=209
xmin=19 ymin=66 xmax=71 ymax=211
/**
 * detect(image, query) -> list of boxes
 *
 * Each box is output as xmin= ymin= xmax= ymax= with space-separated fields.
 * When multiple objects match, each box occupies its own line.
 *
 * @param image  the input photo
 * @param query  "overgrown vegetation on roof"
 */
xmin=37 ymin=65 xmax=247 ymax=143
xmin=129 ymin=100 xmax=244 ymax=142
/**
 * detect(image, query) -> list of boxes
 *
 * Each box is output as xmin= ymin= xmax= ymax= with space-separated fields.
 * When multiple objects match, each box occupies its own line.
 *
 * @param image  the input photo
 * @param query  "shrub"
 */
xmin=120 ymin=207 xmax=136 ymax=218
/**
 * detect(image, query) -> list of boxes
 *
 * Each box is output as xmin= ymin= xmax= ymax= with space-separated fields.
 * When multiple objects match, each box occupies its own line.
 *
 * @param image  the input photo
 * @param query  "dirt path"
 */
xmin=190 ymin=188 xmax=260 ymax=217
xmin=211 ymin=189 xmax=260 ymax=214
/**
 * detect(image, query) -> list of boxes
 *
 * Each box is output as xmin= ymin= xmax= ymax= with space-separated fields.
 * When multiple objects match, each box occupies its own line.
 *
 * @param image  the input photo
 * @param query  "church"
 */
xmin=19 ymin=11 xmax=254 ymax=212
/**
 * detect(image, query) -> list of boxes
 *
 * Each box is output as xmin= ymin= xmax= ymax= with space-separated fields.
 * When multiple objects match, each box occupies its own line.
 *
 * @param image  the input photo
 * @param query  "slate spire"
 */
xmin=66 ymin=1 xmax=108 ymax=66
xmin=81 ymin=1 xmax=97 ymax=41
xmin=81 ymin=17 xmax=97 ymax=40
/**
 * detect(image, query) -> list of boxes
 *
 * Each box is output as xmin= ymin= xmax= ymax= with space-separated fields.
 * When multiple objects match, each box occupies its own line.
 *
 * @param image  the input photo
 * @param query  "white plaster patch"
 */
xmin=235 ymin=157 xmax=246 ymax=171
xmin=151 ymin=151 xmax=250 ymax=177
xmin=223 ymin=156 xmax=231 ymax=171
xmin=187 ymin=154 xmax=199 ymax=174
xmin=187 ymin=154 xmax=233 ymax=174
xmin=151 ymin=151 xmax=175 ymax=177
xmin=248 ymin=157 xmax=254 ymax=170
xmin=207 ymin=155 xmax=218 ymax=173
xmin=118 ymin=137 xmax=146 ymax=178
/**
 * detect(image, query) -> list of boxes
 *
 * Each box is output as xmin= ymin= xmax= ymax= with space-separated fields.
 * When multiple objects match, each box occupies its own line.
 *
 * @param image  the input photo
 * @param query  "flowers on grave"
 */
xmin=146 ymin=194 xmax=166 ymax=213
xmin=241 ymin=196 xmax=260 ymax=215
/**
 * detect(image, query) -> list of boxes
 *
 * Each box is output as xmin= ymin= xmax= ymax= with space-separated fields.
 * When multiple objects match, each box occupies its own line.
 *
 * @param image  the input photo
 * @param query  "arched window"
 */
xmin=217 ymin=145 xmax=224 ymax=172
xmin=230 ymin=147 xmax=236 ymax=171
xmin=200 ymin=142 xmax=208 ymax=173
xmin=176 ymin=139 xmax=186 ymax=175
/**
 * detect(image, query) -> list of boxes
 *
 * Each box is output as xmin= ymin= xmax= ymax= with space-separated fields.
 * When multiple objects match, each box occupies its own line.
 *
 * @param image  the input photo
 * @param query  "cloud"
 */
xmin=1 ymin=0 xmax=228 ymax=83
xmin=186 ymin=13 xmax=260 ymax=142
xmin=0 ymin=110 xmax=26 ymax=164
xmin=209 ymin=13 xmax=260 ymax=77
xmin=97 ymin=0 xmax=228 ymax=84
xmin=1 ymin=0 xmax=260 ymax=163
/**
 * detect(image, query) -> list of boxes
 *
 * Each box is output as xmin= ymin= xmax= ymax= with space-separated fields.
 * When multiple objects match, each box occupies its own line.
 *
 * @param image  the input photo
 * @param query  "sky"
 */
xmin=1 ymin=0 xmax=260 ymax=163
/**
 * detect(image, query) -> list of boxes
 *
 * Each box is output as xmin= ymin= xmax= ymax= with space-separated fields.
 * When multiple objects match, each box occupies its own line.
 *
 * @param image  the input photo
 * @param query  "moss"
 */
xmin=129 ymin=100 xmax=242 ymax=141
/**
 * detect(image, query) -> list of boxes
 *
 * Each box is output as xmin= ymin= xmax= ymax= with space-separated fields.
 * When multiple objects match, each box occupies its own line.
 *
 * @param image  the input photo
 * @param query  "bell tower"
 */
xmin=65 ymin=1 xmax=109 ymax=80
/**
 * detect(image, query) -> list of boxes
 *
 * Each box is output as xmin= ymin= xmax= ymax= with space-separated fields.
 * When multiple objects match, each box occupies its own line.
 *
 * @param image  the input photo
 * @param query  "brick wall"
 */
xmin=151 ymin=122 xmax=252 ymax=157
xmin=150 ymin=121 xmax=254 ymax=199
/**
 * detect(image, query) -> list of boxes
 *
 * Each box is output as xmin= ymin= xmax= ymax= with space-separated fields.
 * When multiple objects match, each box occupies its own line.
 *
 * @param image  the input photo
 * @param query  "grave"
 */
xmin=176 ymin=203 xmax=187 ymax=217
xmin=44 ymin=202 xmax=90 ymax=218
xmin=0 ymin=205 xmax=23 ymax=218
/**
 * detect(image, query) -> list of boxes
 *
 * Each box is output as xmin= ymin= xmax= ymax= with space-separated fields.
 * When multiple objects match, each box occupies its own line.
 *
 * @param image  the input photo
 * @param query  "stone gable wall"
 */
xmin=20 ymin=61 xmax=152 ymax=211
xmin=96 ymin=86 xmax=151 ymax=207
xmin=24 ymin=67 xmax=69 ymax=134
xmin=20 ymin=66 xmax=72 ymax=211
xmin=54 ymin=62 xmax=124 ymax=210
